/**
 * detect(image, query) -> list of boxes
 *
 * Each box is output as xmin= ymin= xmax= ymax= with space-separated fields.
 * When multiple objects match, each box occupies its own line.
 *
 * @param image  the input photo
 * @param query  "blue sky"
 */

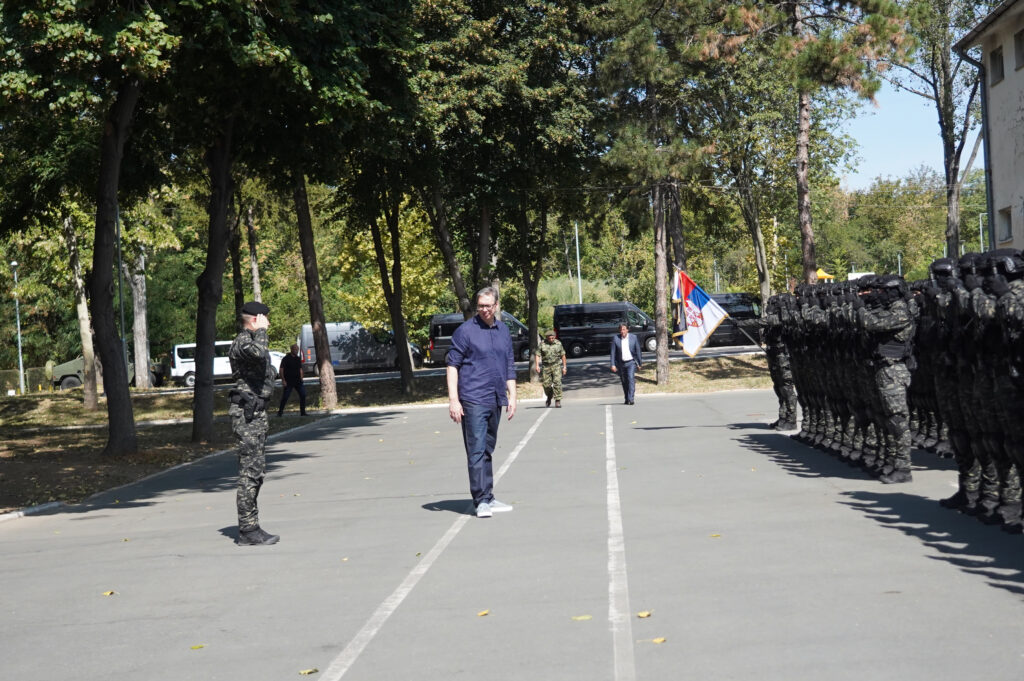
xmin=840 ymin=81 xmax=954 ymax=191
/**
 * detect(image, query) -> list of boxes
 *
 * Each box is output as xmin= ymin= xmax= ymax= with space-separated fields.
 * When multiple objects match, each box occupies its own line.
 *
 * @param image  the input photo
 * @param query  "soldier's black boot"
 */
xmin=880 ymin=468 xmax=912 ymax=484
xmin=237 ymin=527 xmax=280 ymax=546
xmin=971 ymin=497 xmax=1002 ymax=524
xmin=939 ymin=489 xmax=978 ymax=512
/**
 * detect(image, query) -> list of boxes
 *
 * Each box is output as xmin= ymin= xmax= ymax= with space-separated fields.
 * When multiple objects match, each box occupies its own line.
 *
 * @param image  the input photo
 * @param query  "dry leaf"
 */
xmin=299 ymin=669 xmax=319 ymax=675
xmin=631 ymin=421 xmax=637 ymax=424
xmin=637 ymin=611 xmax=651 ymax=618
xmin=121 ymin=538 xmax=130 ymax=542
xmin=477 ymin=609 xmax=490 ymax=617
xmin=102 ymin=590 xmax=117 ymax=596
xmin=709 ymin=534 xmax=721 ymax=538
xmin=652 ymin=637 xmax=667 ymax=644
xmin=191 ymin=644 xmax=205 ymax=650
xmin=571 ymin=615 xmax=592 ymax=621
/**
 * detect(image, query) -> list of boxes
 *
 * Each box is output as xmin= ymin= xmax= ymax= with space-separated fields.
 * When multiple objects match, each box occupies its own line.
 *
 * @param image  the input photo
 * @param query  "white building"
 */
xmin=956 ymin=0 xmax=1024 ymax=250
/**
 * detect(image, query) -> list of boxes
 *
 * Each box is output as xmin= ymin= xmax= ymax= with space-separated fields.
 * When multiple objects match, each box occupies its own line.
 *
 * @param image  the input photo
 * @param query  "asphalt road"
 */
xmin=4 ymin=388 xmax=1022 ymax=681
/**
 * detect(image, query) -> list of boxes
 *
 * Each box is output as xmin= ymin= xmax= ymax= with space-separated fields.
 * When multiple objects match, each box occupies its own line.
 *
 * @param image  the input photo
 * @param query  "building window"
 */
xmin=1016 ymin=29 xmax=1024 ymax=70
xmin=997 ymin=207 xmax=1012 ymax=242
xmin=991 ymin=46 xmax=1005 ymax=83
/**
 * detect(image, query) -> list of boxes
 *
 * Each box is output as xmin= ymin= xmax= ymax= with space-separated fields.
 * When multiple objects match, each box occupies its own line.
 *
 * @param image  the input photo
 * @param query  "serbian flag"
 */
xmin=672 ymin=270 xmax=728 ymax=357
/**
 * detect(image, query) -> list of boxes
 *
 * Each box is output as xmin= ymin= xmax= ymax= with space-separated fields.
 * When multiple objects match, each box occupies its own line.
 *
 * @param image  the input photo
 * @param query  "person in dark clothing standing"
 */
xmin=277 ymin=344 xmax=306 ymax=416
xmin=447 ymin=286 xmax=518 ymax=519
xmin=610 ymin=322 xmax=643 ymax=405
xmin=229 ymin=301 xmax=279 ymax=546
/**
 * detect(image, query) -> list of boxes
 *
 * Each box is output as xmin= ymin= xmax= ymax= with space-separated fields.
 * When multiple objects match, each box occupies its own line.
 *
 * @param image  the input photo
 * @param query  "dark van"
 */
xmin=705 ymin=293 xmax=761 ymax=346
xmin=427 ymin=311 xmax=533 ymax=365
xmin=553 ymin=301 xmax=657 ymax=358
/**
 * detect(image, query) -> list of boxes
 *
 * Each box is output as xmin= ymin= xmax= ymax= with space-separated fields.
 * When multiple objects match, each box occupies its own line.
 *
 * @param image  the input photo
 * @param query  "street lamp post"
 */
xmin=11 ymin=260 xmax=25 ymax=395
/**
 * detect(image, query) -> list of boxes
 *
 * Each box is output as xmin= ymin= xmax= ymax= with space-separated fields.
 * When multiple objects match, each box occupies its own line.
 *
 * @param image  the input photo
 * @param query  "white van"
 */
xmin=170 ymin=341 xmax=282 ymax=387
xmin=298 ymin=322 xmax=421 ymax=374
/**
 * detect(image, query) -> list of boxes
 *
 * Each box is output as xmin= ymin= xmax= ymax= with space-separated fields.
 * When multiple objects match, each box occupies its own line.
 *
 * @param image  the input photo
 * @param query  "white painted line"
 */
xmin=320 ymin=407 xmax=552 ymax=681
xmin=606 ymin=406 xmax=636 ymax=681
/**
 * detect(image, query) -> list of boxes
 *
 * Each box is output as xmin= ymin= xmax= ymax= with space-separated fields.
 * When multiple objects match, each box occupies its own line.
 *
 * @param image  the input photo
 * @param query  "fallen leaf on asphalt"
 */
xmin=709 ymin=534 xmax=721 ymax=538
xmin=435 ymin=431 xmax=440 ymax=434
xmin=750 ymin=468 xmax=756 ymax=472
xmin=341 ymin=557 xmax=349 ymax=562
xmin=477 ymin=610 xmax=489 ymax=617
xmin=299 ymin=669 xmax=319 ymax=675
xmin=102 ymin=590 xmax=117 ymax=596
xmin=637 ymin=611 xmax=651 ymax=618
xmin=378 ymin=439 xmax=384 ymax=442
xmin=652 ymin=637 xmax=666 ymax=644
xmin=121 ymin=538 xmax=130 ymax=542
xmin=415 ymin=552 xmax=422 ymax=557
xmin=571 ymin=615 xmax=592 ymax=621
xmin=631 ymin=421 xmax=637 ymax=424
xmin=294 ymin=493 xmax=301 ymax=497
xmin=190 ymin=644 xmax=205 ymax=650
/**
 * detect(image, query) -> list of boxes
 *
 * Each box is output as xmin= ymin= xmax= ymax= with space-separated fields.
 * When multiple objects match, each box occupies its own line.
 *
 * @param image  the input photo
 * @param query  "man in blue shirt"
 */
xmin=447 ymin=286 xmax=518 ymax=518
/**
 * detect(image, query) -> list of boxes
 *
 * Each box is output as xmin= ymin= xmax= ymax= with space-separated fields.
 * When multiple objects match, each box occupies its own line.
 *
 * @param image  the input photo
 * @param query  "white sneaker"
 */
xmin=476 ymin=502 xmax=493 ymax=518
xmin=489 ymin=499 xmax=513 ymax=513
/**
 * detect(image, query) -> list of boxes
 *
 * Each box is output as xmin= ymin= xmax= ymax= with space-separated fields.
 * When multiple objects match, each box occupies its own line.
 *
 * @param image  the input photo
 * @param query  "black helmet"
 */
xmin=930 ymin=258 xmax=959 ymax=280
xmin=958 ymin=252 xmax=981 ymax=276
xmin=988 ymin=248 xmax=1024 ymax=278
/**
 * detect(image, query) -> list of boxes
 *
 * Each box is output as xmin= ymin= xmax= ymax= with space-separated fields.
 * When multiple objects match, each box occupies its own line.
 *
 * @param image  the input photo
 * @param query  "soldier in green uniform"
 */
xmin=534 ymin=329 xmax=567 ymax=408
xmin=229 ymin=301 xmax=279 ymax=546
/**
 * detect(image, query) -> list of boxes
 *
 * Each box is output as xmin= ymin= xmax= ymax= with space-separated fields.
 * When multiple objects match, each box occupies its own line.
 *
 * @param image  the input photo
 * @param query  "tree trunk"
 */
xmin=795 ymin=89 xmax=817 ymax=284
xmin=90 ymin=78 xmax=140 ymax=456
xmin=476 ymin=202 xmax=492 ymax=292
xmin=62 ymin=214 xmax=99 ymax=410
xmin=246 ymin=202 xmax=263 ymax=302
xmin=421 ymin=185 xmax=472 ymax=317
xmin=521 ymin=207 xmax=544 ymax=385
xmin=368 ymin=189 xmax=415 ymax=396
xmin=666 ymin=182 xmax=687 ymax=271
xmin=738 ymin=187 xmax=772 ymax=305
xmin=653 ymin=183 xmax=669 ymax=385
xmin=192 ymin=118 xmax=235 ymax=443
xmin=125 ymin=247 xmax=151 ymax=389
xmin=229 ymin=200 xmax=245 ymax=328
xmin=293 ymin=173 xmax=338 ymax=409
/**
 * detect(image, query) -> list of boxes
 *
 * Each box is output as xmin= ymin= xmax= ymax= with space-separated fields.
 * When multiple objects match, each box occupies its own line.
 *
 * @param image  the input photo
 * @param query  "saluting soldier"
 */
xmin=535 ymin=329 xmax=567 ymax=408
xmin=229 ymin=301 xmax=279 ymax=546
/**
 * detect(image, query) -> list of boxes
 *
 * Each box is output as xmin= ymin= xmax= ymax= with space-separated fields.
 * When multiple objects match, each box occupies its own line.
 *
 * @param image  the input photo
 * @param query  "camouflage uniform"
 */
xmin=857 ymin=277 xmax=916 ymax=482
xmin=763 ymin=295 xmax=797 ymax=429
xmin=229 ymin=327 xmax=276 ymax=532
xmin=536 ymin=337 xmax=566 ymax=403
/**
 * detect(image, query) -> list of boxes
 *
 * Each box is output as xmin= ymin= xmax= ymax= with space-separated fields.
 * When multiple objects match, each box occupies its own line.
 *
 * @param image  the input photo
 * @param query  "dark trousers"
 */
xmin=278 ymin=382 xmax=306 ymax=414
xmin=617 ymin=362 xmax=636 ymax=403
xmin=460 ymin=401 xmax=501 ymax=506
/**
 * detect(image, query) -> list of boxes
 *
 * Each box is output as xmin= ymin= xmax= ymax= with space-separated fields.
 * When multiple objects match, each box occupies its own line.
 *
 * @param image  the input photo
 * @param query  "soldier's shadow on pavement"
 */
xmin=37 ymin=411 xmax=396 ymax=517
xmin=739 ymin=432 xmax=872 ymax=480
xmin=421 ymin=499 xmax=475 ymax=515
xmin=840 ymin=490 xmax=1024 ymax=597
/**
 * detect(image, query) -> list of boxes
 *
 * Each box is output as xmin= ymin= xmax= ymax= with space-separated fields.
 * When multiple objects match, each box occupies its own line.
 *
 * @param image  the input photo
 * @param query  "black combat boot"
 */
xmin=939 ymin=489 xmax=978 ymax=512
xmin=880 ymin=469 xmax=912 ymax=484
xmin=237 ymin=527 xmax=280 ymax=546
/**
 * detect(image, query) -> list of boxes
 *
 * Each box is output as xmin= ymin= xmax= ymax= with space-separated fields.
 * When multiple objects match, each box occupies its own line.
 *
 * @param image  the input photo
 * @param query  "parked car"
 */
xmin=298 ymin=322 xmax=421 ymax=374
xmin=704 ymin=293 xmax=761 ymax=347
xmin=170 ymin=341 xmax=282 ymax=387
xmin=426 ymin=311 xmax=533 ymax=365
xmin=553 ymin=301 xmax=657 ymax=358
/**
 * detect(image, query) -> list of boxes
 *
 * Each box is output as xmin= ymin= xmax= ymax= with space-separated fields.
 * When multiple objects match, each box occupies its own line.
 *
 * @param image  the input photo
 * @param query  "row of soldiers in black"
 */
xmin=762 ymin=248 xmax=1024 ymax=533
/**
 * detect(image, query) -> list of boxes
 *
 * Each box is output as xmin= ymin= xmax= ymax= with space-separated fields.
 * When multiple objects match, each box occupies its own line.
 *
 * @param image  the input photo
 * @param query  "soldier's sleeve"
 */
xmin=234 ymin=328 xmax=270 ymax=359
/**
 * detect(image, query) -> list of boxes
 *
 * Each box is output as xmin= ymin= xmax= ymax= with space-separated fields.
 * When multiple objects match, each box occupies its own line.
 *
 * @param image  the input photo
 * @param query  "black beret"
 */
xmin=241 ymin=301 xmax=270 ymax=316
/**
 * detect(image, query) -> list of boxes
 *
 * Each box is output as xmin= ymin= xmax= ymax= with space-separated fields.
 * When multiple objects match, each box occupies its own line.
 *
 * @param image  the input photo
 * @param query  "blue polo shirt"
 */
xmin=447 ymin=315 xmax=516 ymax=406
